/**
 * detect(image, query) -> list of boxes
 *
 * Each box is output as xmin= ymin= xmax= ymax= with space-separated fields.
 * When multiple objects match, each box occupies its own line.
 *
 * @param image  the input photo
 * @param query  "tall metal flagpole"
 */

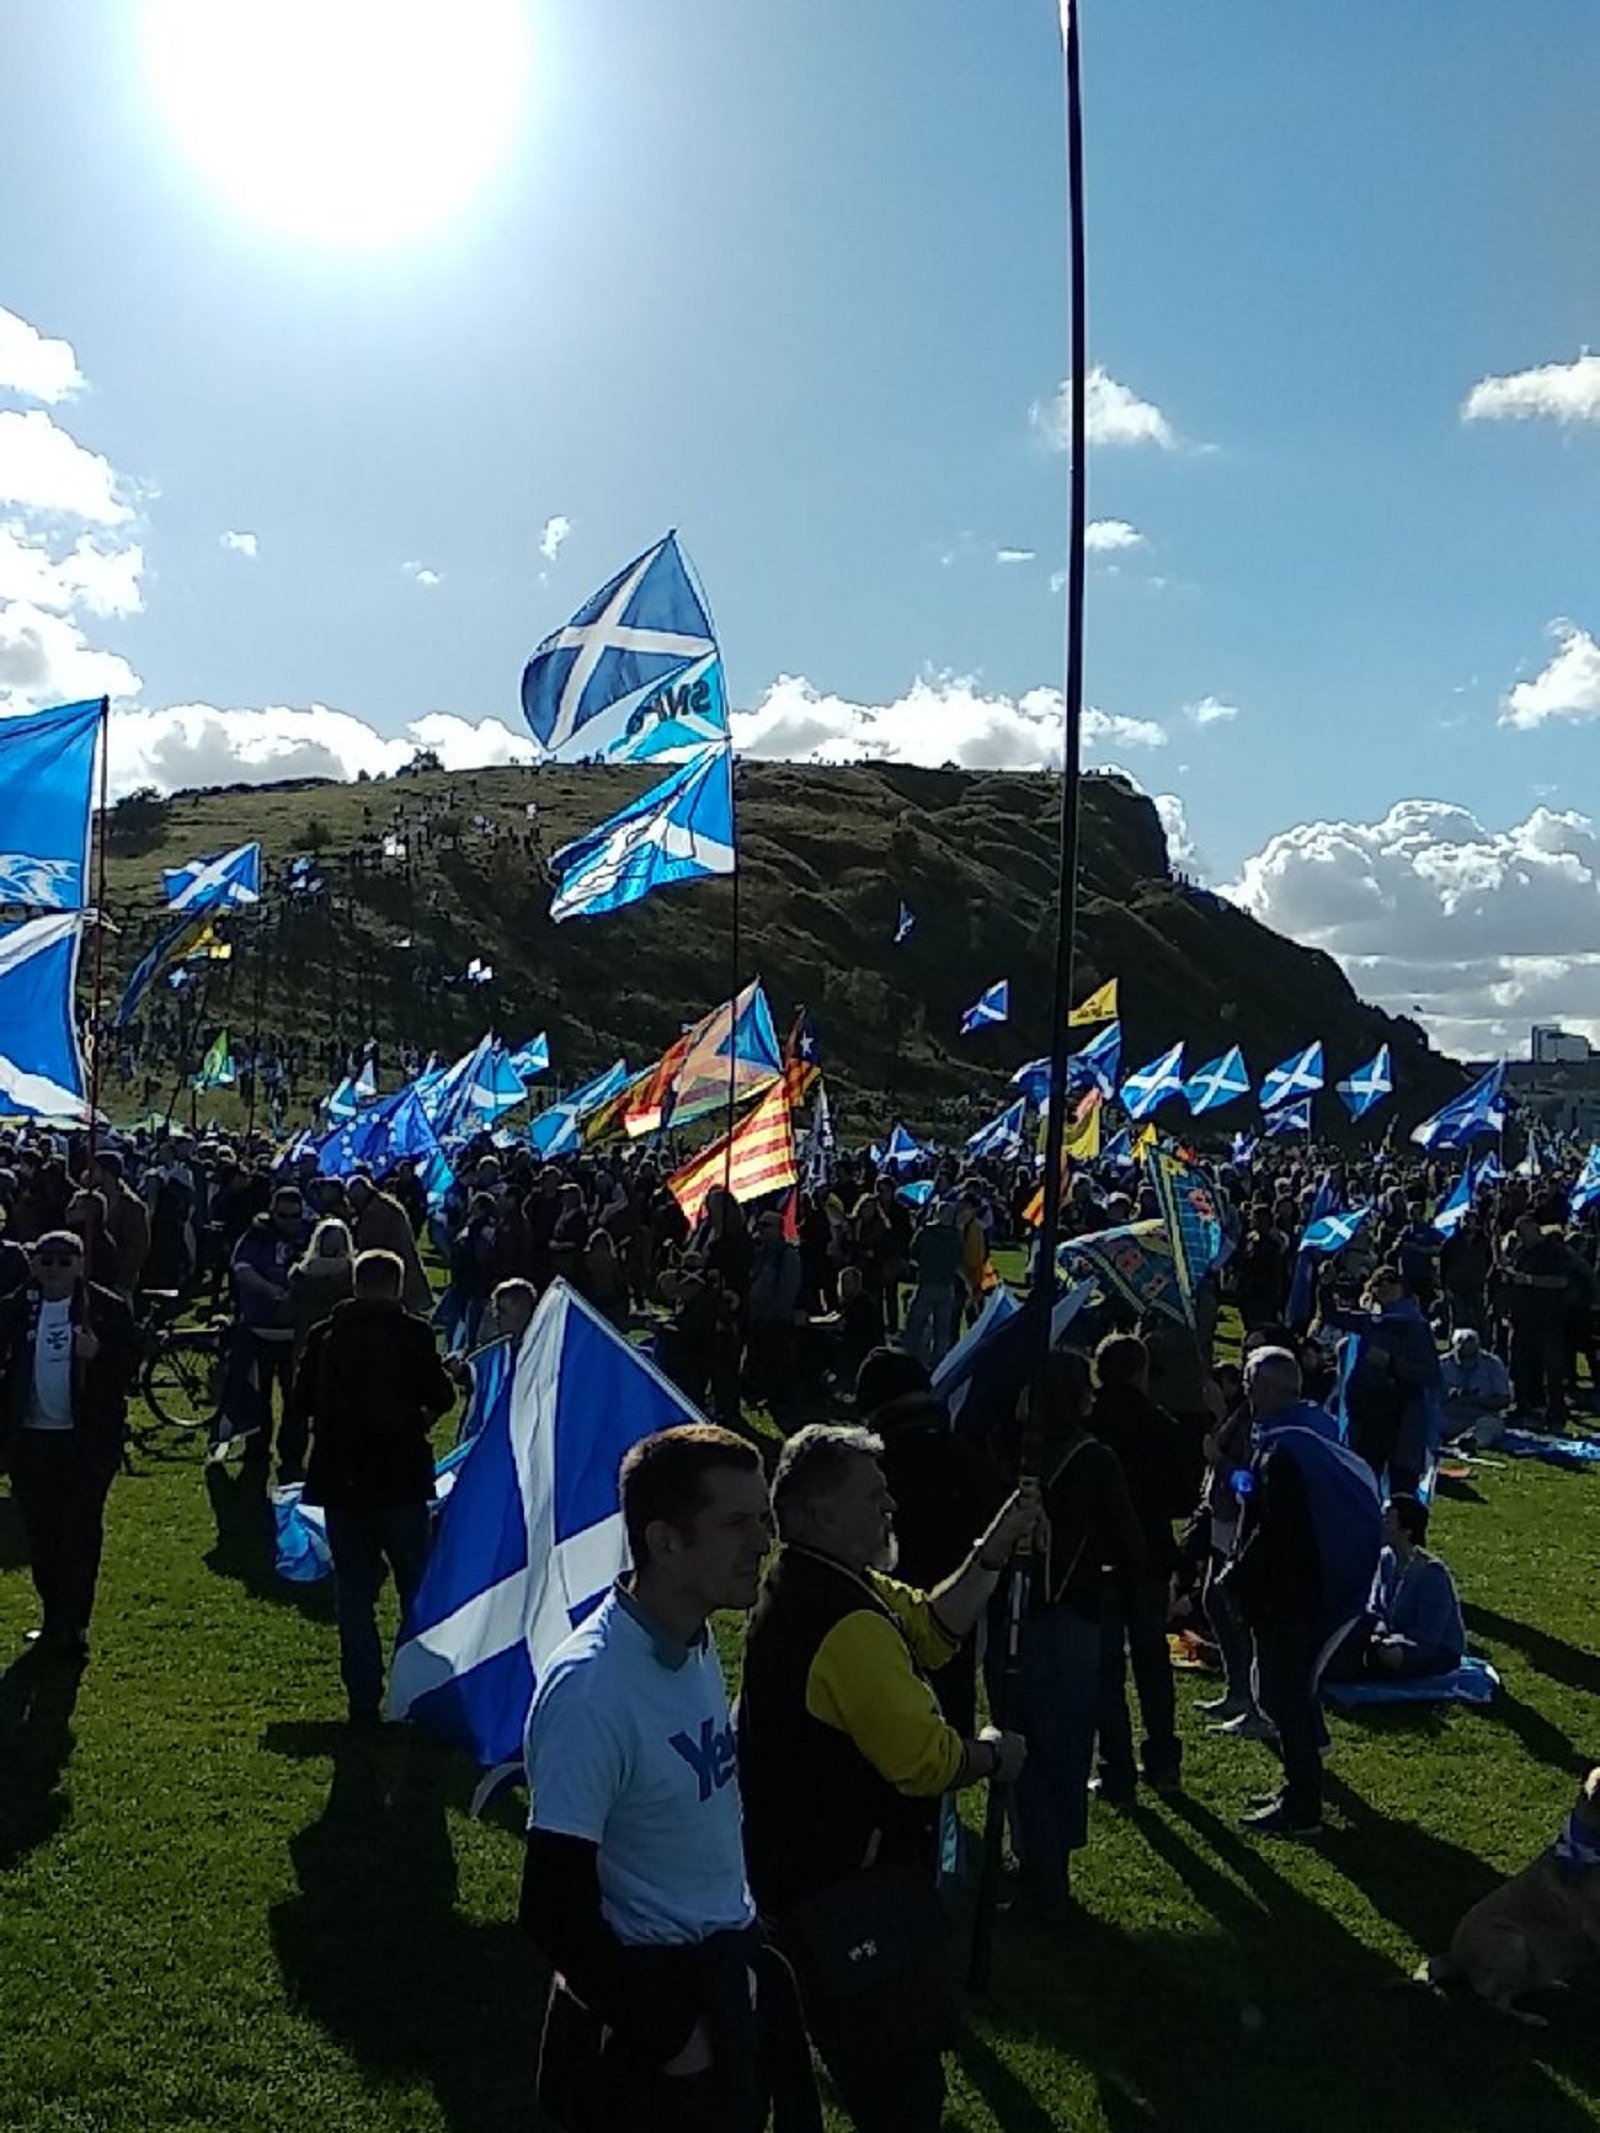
xmin=84 ymin=695 xmax=111 ymax=1169
xmin=969 ymin=0 xmax=1089 ymax=1996
xmin=723 ymin=756 xmax=741 ymax=1193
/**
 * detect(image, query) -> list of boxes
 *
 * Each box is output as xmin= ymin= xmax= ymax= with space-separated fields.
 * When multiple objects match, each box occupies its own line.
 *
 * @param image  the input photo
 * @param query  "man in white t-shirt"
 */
xmin=0 ymin=1228 xmax=140 ymax=1658
xmin=519 ymin=1423 xmax=819 ymax=2133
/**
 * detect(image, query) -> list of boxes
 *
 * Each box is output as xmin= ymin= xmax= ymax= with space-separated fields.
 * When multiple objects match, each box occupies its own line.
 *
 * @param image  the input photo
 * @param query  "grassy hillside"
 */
xmin=95 ymin=759 xmax=1456 ymax=1134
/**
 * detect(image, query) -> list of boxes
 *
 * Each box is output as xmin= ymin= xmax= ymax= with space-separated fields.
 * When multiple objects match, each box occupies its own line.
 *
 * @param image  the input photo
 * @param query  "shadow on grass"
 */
xmin=965 ymin=1792 xmax=1600 ymax=2133
xmin=0 ymin=1646 xmax=82 ymax=1869
xmin=0 ymin=1491 xmax=28 ymax=1571
xmin=266 ymin=1721 xmax=539 ymax=2133
xmin=1464 ymin=1602 xmax=1600 ymax=1702
xmin=203 ymin=1464 xmax=332 ymax=1622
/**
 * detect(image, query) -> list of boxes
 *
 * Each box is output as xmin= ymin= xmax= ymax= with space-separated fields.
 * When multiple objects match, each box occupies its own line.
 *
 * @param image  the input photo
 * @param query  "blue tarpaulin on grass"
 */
xmin=1498 ymin=1429 xmax=1600 ymax=1470
xmin=1324 ymin=1655 xmax=1500 ymax=1708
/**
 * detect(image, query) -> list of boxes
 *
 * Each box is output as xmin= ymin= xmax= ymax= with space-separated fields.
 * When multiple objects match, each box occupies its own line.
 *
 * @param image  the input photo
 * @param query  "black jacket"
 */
xmin=1089 ymin=1381 xmax=1193 ymax=1579
xmin=298 ymin=1297 xmax=455 ymax=1509
xmin=871 ymin=1391 xmax=1004 ymax=1592
xmin=0 ymin=1279 xmax=139 ymax=1470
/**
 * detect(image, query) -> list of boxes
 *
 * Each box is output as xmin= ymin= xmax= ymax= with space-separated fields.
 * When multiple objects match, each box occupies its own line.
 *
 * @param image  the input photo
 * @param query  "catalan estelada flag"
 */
xmin=667 ymin=1080 xmax=798 ymax=1227
xmin=783 ymin=1007 xmax=820 ymax=1105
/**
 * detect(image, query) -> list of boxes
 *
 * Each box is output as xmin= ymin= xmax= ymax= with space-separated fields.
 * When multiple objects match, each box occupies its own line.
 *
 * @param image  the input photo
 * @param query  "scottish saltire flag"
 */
xmin=1146 ymin=1148 xmax=1226 ymax=1319
xmin=1435 ymin=1153 xmax=1492 ymax=1238
xmin=275 ymin=1437 xmax=479 ymax=1585
xmin=1231 ymin=1131 xmax=1259 ymax=1165
xmin=1070 ymin=1020 xmax=1122 ymax=1099
xmin=1337 ymin=1043 xmax=1392 ymax=1121
xmin=1184 ymin=1046 xmax=1251 ymax=1117
xmin=509 ymin=1034 xmax=550 ymax=1082
xmin=931 ymin=1280 xmax=1093 ymax=1433
xmin=520 ymin=532 xmax=716 ymax=757
xmin=549 ymin=744 xmax=735 ymax=925
xmin=1412 ymin=1062 xmax=1506 ymax=1152
xmin=0 ymin=698 xmax=100 ymax=910
xmin=1121 ymin=1042 xmax=1185 ymax=1122
xmin=162 ymin=842 xmax=261 ymax=914
xmin=1287 ymin=1187 xmax=1368 ymax=1331
xmin=802 ymin=1080 xmax=835 ymax=1193
xmin=1570 ymin=1145 xmax=1600 ymax=1220
xmin=1516 ymin=1124 xmax=1547 ymax=1179
xmin=528 ymin=1060 xmax=630 ymax=1158
xmin=1260 ymin=1041 xmax=1325 ymax=1113
xmin=389 ymin=1280 xmax=706 ymax=1769
xmin=0 ymin=912 xmax=91 ymax=1121
xmin=194 ymin=1030 xmax=236 ymax=1091
xmin=967 ymin=1097 xmax=1027 ymax=1160
xmin=882 ymin=1123 xmax=926 ymax=1171
xmin=1101 ymin=1126 xmax=1134 ymax=1167
xmin=417 ymin=1037 xmax=491 ymax=1135
xmin=1265 ymin=1094 xmax=1313 ymax=1138
xmin=599 ymin=648 xmax=729 ymax=764
xmin=456 ymin=1335 xmax=515 ymax=1449
xmin=960 ymin=979 xmax=1009 ymax=1036
xmin=894 ymin=902 xmax=916 ymax=945
xmin=465 ymin=1044 xmax=528 ymax=1125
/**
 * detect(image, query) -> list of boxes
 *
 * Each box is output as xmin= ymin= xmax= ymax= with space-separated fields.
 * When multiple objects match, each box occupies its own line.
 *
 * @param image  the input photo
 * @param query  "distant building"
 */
xmin=1504 ymin=1053 xmax=1600 ymax=1138
xmin=1531 ymin=1024 xmax=1591 ymax=1065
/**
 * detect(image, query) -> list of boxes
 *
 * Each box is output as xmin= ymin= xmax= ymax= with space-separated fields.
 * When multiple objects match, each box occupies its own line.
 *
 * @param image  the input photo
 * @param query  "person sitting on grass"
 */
xmin=1440 ymin=1327 xmax=1512 ymax=1449
xmin=1364 ymin=1493 xmax=1466 ymax=1681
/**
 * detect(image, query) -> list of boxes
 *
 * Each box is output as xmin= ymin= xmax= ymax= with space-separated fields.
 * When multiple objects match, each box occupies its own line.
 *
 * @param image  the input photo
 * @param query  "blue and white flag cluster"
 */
xmin=548 ymin=745 xmax=735 ymax=925
xmin=0 ymin=912 xmax=92 ymax=1121
xmin=528 ymin=1060 xmax=631 ymax=1158
xmin=162 ymin=842 xmax=261 ymax=914
xmin=388 ymin=1280 xmax=706 ymax=1769
xmin=880 ymin=1123 xmax=926 ymax=1172
xmin=0 ymin=698 xmax=100 ymax=910
xmin=960 ymin=979 xmax=1009 ymax=1036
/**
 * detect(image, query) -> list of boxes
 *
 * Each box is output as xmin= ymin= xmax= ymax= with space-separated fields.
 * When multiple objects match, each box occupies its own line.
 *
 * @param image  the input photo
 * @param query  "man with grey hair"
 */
xmin=1244 ymin=1344 xmax=1340 ymax=1443
xmin=738 ymin=1423 xmax=1037 ymax=2133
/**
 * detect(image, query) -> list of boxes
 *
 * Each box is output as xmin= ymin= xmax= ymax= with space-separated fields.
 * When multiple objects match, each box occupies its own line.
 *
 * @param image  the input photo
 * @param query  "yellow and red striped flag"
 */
xmin=667 ymin=1080 xmax=798 ymax=1228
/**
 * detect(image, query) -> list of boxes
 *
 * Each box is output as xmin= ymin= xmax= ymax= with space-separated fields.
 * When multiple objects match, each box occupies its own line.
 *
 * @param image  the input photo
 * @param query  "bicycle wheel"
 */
xmin=143 ymin=1333 xmax=223 ymax=1433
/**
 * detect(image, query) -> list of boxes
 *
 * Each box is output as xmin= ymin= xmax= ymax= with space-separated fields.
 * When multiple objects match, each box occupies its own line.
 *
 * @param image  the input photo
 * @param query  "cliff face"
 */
xmin=99 ymin=760 xmax=1455 ymax=1132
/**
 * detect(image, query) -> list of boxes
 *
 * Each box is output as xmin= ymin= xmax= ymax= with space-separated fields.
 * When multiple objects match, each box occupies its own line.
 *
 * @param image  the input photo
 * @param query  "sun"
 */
xmin=144 ymin=0 xmax=530 ymax=248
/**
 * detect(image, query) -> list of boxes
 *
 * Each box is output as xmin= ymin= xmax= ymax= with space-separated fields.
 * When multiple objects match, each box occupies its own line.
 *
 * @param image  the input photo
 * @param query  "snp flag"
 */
xmin=388 ymin=1280 xmax=707 ymax=1772
xmin=549 ymin=745 xmax=735 ymax=924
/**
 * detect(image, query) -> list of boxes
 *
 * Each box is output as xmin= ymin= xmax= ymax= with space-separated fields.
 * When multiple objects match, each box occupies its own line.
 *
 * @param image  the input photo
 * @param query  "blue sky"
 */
xmin=2 ymin=0 xmax=1600 ymax=1053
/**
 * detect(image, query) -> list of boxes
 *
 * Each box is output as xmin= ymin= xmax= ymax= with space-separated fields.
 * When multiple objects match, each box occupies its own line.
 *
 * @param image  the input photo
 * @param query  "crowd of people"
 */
xmin=0 ymin=1109 xmax=1589 ymax=2130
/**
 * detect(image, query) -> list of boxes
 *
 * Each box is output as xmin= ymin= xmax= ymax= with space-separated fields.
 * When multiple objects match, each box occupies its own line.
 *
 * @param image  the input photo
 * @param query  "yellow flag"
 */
xmin=1068 ymin=978 xmax=1118 ymax=1027
xmin=1134 ymin=1122 xmax=1157 ymax=1156
xmin=1024 ymin=1093 xmax=1102 ymax=1225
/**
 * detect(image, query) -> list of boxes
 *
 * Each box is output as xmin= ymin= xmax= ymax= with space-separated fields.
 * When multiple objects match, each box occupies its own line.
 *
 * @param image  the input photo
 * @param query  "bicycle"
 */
xmin=135 ymin=1288 xmax=228 ymax=1440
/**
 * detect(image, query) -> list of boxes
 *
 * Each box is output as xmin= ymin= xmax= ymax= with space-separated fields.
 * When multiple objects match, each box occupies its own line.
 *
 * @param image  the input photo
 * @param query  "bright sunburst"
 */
xmin=144 ymin=0 xmax=530 ymax=247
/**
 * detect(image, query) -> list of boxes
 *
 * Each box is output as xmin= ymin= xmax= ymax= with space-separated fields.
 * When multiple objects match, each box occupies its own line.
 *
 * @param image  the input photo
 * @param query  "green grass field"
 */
xmin=4 ymin=1411 xmax=1600 ymax=2133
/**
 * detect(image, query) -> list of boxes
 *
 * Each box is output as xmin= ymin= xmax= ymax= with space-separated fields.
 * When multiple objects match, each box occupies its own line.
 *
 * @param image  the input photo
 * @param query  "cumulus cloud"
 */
xmin=1032 ymin=366 xmax=1177 ymax=451
xmin=1222 ymin=798 xmax=1600 ymax=1051
xmin=402 ymin=559 xmax=441 ymax=587
xmin=104 ymin=704 xmax=536 ymax=799
xmin=1462 ymin=353 xmax=1600 ymax=426
xmin=0 ymin=524 xmax=143 ymax=619
xmin=1184 ymin=694 xmax=1240 ymax=727
xmin=0 ymin=407 xmax=130 ymax=524
xmin=995 ymin=547 xmax=1035 ymax=565
xmin=1085 ymin=519 xmax=1145 ymax=553
xmin=0 ymin=601 xmax=141 ymax=712
xmin=539 ymin=513 xmax=573 ymax=564
xmin=0 ymin=307 xmax=84 ymax=404
xmin=220 ymin=529 xmax=258 ymax=557
xmin=730 ymin=674 xmax=1164 ymax=771
xmin=1502 ymin=620 xmax=1600 ymax=729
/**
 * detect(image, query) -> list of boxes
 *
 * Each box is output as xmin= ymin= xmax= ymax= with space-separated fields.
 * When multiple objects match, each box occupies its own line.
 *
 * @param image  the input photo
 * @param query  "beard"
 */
xmin=869 ymin=1530 xmax=899 ymax=1576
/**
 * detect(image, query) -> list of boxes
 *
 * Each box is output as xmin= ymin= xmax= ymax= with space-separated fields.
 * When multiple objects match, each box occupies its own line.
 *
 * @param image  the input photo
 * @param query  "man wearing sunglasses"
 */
xmin=0 ymin=1228 xmax=139 ymax=1660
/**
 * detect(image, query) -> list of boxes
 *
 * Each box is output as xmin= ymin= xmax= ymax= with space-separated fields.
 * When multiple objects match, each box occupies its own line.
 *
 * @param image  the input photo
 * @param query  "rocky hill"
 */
xmin=96 ymin=759 xmax=1458 ymax=1136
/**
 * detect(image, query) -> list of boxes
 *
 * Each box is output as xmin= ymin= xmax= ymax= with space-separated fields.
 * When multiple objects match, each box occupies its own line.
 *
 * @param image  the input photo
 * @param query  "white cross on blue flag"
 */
xmin=960 ymin=979 xmax=1009 ymax=1036
xmin=162 ymin=842 xmax=261 ymax=914
xmin=548 ymin=744 xmax=735 ymax=924
xmin=1336 ymin=1043 xmax=1392 ymax=1121
xmin=1260 ymin=1041 xmax=1325 ymax=1112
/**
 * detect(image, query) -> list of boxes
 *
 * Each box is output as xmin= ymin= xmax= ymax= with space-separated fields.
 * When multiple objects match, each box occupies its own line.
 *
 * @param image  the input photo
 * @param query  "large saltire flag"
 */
xmin=389 ymin=1280 xmax=708 ymax=1775
xmin=1121 ymin=1042 xmax=1185 ymax=1122
xmin=666 ymin=1079 xmax=798 ymax=1227
xmin=1146 ymin=1147 xmax=1227 ymax=1320
xmin=528 ymin=1061 xmax=631 ymax=1158
xmin=1570 ymin=1145 xmax=1600 ymax=1221
xmin=548 ymin=744 xmax=735 ymax=925
xmin=1184 ymin=1046 xmax=1251 ymax=1117
xmin=0 ymin=912 xmax=92 ymax=1121
xmin=880 ymin=1123 xmax=927 ymax=1172
xmin=1069 ymin=978 xmax=1118 ymax=1027
xmin=520 ymin=531 xmax=718 ymax=759
xmin=194 ymin=1029 xmax=236 ymax=1091
xmin=1286 ymin=1173 xmax=1360 ymax=1331
xmin=966 ymin=1097 xmax=1028 ymax=1161
xmin=1412 ymin=1062 xmax=1506 ymax=1152
xmin=0 ymin=698 xmax=100 ymax=910
xmin=960 ymin=979 xmax=1009 ymax=1036
xmin=1337 ymin=1043 xmax=1393 ymax=1122
xmin=162 ymin=842 xmax=261 ymax=914
xmin=1260 ymin=1041 xmax=1325 ymax=1113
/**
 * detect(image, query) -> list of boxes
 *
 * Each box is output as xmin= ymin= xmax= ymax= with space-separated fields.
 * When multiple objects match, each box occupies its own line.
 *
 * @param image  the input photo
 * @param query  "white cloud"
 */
xmin=1222 ymin=798 xmax=1600 ymax=1051
xmin=104 ymin=703 xmax=537 ymax=799
xmin=0 ymin=524 xmax=143 ymax=618
xmin=402 ymin=560 xmax=441 ymax=587
xmin=220 ymin=529 xmax=258 ymax=558
xmin=0 ymin=307 xmax=84 ymax=405
xmin=0 ymin=601 xmax=141 ymax=713
xmin=1502 ymin=620 xmax=1600 ymax=729
xmin=0 ymin=407 xmax=130 ymax=524
xmin=1462 ymin=353 xmax=1600 ymax=426
xmin=1153 ymin=792 xmax=1201 ymax=872
xmin=995 ymin=547 xmax=1035 ymax=565
xmin=539 ymin=513 xmax=573 ymax=564
xmin=1184 ymin=694 xmax=1240 ymax=727
xmin=730 ymin=674 xmax=1164 ymax=771
xmin=1032 ymin=366 xmax=1177 ymax=451
xmin=1085 ymin=518 xmax=1145 ymax=554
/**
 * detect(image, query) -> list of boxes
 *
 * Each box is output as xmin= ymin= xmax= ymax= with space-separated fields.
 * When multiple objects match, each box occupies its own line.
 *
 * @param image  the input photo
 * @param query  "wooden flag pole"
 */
xmin=969 ymin=0 xmax=1090 ymax=1997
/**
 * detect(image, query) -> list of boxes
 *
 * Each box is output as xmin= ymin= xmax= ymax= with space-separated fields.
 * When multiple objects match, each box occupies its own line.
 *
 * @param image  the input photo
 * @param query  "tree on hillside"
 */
xmin=106 ymin=787 xmax=171 ymax=856
xmin=400 ymin=747 xmax=443 ymax=777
